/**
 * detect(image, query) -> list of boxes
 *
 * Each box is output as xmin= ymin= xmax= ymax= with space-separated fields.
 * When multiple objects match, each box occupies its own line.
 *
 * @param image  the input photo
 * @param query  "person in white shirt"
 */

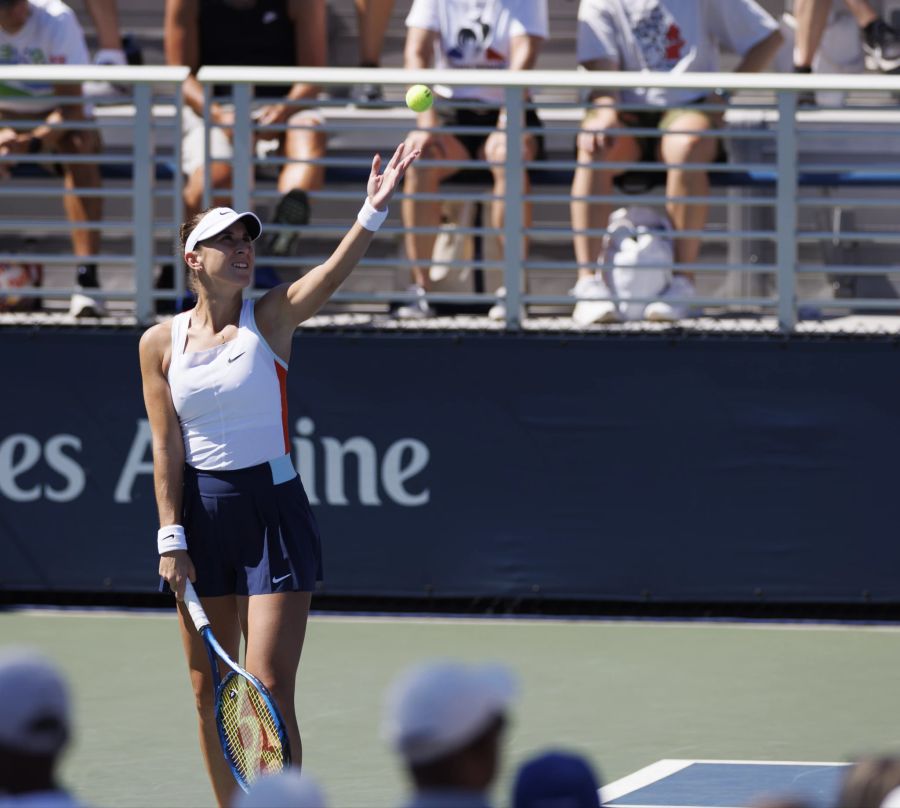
xmin=0 ymin=0 xmax=105 ymax=317
xmin=397 ymin=0 xmax=548 ymax=320
xmin=570 ymin=0 xmax=782 ymax=325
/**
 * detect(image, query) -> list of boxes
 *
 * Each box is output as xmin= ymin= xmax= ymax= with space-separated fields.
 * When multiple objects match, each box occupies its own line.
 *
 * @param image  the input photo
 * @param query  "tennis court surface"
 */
xmin=602 ymin=759 xmax=848 ymax=807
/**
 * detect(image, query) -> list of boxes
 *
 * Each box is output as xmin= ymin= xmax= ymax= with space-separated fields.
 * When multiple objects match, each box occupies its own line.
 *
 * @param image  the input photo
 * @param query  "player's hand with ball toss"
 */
xmin=366 ymin=142 xmax=421 ymax=212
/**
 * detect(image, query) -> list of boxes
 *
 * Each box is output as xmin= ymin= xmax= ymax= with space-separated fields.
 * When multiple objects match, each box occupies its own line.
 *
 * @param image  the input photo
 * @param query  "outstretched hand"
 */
xmin=367 ymin=142 xmax=421 ymax=211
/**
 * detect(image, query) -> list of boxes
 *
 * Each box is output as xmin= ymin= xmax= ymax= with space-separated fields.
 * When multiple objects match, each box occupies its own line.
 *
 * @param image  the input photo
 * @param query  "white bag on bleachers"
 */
xmin=602 ymin=206 xmax=673 ymax=321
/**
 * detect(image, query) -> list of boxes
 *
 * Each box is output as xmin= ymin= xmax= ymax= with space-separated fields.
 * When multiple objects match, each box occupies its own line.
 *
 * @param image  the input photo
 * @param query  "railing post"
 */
xmin=173 ymin=83 xmax=185 ymax=304
xmin=775 ymin=90 xmax=798 ymax=332
xmin=133 ymin=82 xmax=154 ymax=325
xmin=231 ymin=83 xmax=253 ymax=213
xmin=503 ymin=86 xmax=525 ymax=330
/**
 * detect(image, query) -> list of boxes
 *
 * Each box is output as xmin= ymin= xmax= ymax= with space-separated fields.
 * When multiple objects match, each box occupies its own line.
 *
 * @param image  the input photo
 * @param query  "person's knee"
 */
xmin=59 ymin=128 xmax=101 ymax=156
xmin=662 ymin=130 xmax=716 ymax=164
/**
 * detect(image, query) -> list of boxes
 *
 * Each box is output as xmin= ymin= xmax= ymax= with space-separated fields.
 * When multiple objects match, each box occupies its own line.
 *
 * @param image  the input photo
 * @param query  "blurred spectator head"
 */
xmin=0 ymin=647 xmax=71 ymax=793
xmin=512 ymin=749 xmax=602 ymax=808
xmin=836 ymin=756 xmax=900 ymax=808
xmin=232 ymin=769 xmax=327 ymax=808
xmin=382 ymin=660 xmax=517 ymax=792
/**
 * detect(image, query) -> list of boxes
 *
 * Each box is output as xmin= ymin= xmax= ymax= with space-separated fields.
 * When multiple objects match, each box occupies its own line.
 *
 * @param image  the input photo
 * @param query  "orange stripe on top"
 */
xmin=276 ymin=361 xmax=289 ymax=455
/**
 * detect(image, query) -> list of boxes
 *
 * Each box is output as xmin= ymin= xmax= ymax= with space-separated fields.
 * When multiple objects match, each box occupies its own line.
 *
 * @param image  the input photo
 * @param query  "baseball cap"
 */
xmin=233 ymin=770 xmax=327 ymax=808
xmin=184 ymin=207 xmax=262 ymax=255
xmin=0 ymin=647 xmax=70 ymax=755
xmin=512 ymin=750 xmax=602 ymax=808
xmin=382 ymin=660 xmax=517 ymax=765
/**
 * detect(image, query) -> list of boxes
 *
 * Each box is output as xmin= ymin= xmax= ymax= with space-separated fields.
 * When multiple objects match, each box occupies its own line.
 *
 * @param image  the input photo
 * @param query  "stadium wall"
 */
xmin=2 ymin=328 xmax=899 ymax=604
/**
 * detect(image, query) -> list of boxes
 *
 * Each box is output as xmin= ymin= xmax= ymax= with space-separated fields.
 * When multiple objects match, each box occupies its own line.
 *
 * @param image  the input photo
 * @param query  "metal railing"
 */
xmin=3 ymin=65 xmax=900 ymax=332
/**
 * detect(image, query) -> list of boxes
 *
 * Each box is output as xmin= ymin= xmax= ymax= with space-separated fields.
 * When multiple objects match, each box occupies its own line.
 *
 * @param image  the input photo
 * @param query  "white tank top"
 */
xmin=168 ymin=299 xmax=289 ymax=470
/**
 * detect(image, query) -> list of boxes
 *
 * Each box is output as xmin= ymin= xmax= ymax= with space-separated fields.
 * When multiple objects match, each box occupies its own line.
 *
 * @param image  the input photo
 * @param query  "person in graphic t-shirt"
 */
xmin=396 ymin=0 xmax=548 ymax=321
xmin=0 ymin=0 xmax=105 ymax=317
xmin=569 ymin=0 xmax=782 ymax=326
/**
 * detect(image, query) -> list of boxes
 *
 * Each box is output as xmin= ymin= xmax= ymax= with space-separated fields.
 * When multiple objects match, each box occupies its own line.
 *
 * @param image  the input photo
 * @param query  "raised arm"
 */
xmin=138 ymin=323 xmax=193 ymax=599
xmin=254 ymin=143 xmax=419 ymax=354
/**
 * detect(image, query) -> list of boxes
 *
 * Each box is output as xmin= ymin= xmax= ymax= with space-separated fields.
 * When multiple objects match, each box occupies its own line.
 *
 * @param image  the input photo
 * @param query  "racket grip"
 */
xmin=182 ymin=579 xmax=210 ymax=631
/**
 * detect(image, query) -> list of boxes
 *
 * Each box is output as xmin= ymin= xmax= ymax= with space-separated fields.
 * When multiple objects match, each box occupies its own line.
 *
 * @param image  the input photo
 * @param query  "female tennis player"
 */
xmin=139 ymin=142 xmax=419 ymax=806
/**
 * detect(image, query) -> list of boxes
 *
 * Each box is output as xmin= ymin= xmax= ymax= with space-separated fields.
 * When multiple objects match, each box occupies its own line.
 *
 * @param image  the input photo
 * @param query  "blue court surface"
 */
xmin=600 ymin=760 xmax=849 ymax=808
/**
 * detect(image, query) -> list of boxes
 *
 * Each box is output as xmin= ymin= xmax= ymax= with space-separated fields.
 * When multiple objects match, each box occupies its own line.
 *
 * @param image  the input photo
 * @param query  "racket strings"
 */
xmin=217 ymin=672 xmax=286 ymax=785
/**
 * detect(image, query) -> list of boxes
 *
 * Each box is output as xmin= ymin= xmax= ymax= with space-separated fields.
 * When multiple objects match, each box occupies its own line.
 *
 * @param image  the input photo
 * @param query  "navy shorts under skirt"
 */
xmin=160 ymin=456 xmax=323 ymax=597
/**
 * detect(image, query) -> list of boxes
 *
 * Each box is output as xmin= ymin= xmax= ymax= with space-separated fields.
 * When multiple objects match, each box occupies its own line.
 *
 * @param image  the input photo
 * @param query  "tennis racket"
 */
xmin=182 ymin=580 xmax=292 ymax=791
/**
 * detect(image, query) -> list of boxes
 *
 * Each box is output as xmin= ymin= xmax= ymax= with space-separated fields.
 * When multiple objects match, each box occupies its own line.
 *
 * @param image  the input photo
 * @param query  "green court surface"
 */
xmin=3 ymin=610 xmax=900 ymax=807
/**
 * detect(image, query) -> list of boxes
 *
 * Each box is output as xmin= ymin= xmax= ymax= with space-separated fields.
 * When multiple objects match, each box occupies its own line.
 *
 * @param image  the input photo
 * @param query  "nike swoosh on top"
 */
xmin=272 ymin=573 xmax=292 ymax=584
xmin=227 ymin=352 xmax=245 ymax=363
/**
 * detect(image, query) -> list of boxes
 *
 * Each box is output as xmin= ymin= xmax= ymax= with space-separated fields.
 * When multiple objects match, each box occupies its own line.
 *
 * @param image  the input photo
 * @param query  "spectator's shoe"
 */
xmin=69 ymin=290 xmax=106 ymax=317
xmin=487 ymin=287 xmax=526 ymax=322
xmin=154 ymin=264 xmax=196 ymax=314
xmin=793 ymin=65 xmax=816 ymax=108
xmin=643 ymin=275 xmax=696 ymax=322
xmin=863 ymin=19 xmax=900 ymax=73
xmin=394 ymin=285 xmax=435 ymax=319
xmin=265 ymin=189 xmax=310 ymax=257
xmin=354 ymin=83 xmax=384 ymax=105
xmin=571 ymin=275 xmax=620 ymax=326
xmin=70 ymin=264 xmax=106 ymax=317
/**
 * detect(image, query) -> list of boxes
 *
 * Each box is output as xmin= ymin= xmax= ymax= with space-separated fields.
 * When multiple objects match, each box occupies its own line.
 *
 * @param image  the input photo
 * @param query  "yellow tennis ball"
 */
xmin=406 ymin=84 xmax=433 ymax=113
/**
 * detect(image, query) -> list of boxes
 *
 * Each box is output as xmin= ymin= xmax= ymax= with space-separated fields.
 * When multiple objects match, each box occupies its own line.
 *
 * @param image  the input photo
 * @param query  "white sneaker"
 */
xmin=394 ymin=285 xmax=435 ymax=320
xmin=488 ymin=286 xmax=506 ymax=321
xmin=69 ymin=291 xmax=107 ymax=317
xmin=571 ymin=275 xmax=620 ymax=326
xmin=643 ymin=275 xmax=696 ymax=322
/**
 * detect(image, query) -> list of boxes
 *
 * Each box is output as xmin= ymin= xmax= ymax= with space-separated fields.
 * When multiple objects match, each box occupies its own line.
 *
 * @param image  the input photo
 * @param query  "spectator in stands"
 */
xmin=0 ymin=0 xmax=105 ymax=317
xmin=0 ymin=646 xmax=83 ymax=806
xmin=835 ymin=756 xmax=900 ymax=808
xmin=164 ymin=0 xmax=327 ymax=258
xmin=569 ymin=0 xmax=782 ymax=325
xmin=353 ymin=0 xmax=396 ymax=103
xmin=397 ymin=0 xmax=548 ymax=320
xmin=382 ymin=660 xmax=517 ymax=808
xmin=793 ymin=0 xmax=900 ymax=82
xmin=512 ymin=750 xmax=602 ymax=808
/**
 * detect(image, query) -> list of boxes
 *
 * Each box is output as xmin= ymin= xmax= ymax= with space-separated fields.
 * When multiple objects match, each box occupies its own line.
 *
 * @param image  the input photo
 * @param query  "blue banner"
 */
xmin=2 ymin=329 xmax=899 ymax=603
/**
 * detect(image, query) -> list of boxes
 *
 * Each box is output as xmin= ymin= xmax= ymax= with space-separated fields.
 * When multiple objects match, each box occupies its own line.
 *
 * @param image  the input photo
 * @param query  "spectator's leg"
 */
xmin=183 ymin=162 xmax=233 ymax=218
xmin=844 ymin=0 xmax=878 ymax=28
xmin=659 ymin=109 xmax=720 ymax=272
xmin=484 ymin=129 xmax=539 ymax=267
xmin=570 ymin=132 xmax=639 ymax=281
xmin=354 ymin=0 xmax=395 ymax=67
xmin=84 ymin=0 xmax=124 ymax=51
xmin=401 ymin=135 xmax=468 ymax=290
xmin=794 ymin=0 xmax=833 ymax=69
xmin=57 ymin=125 xmax=102 ymax=259
xmin=278 ymin=110 xmax=326 ymax=196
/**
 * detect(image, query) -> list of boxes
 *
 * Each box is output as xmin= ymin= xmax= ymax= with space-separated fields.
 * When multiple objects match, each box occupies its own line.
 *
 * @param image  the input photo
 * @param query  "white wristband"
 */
xmin=157 ymin=524 xmax=187 ymax=554
xmin=357 ymin=198 xmax=388 ymax=231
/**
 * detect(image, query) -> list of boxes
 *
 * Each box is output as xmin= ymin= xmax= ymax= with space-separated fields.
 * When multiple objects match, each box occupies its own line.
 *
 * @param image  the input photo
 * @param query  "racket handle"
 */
xmin=182 ymin=579 xmax=211 ymax=632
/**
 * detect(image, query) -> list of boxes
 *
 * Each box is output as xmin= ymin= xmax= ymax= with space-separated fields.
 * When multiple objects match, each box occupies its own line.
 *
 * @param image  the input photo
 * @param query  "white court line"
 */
xmin=600 ymin=759 xmax=850 ymax=806
xmin=601 ymin=759 xmax=694 ymax=802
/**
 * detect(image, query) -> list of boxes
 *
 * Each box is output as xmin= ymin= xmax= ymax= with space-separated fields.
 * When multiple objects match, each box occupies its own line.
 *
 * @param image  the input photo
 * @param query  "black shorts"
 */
xmin=161 ymin=455 xmax=323 ymax=597
xmin=436 ymin=105 xmax=547 ymax=162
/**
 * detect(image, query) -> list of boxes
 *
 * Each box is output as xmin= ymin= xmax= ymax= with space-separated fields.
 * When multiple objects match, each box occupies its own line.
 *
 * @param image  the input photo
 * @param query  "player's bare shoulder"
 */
xmin=139 ymin=320 xmax=174 ymax=377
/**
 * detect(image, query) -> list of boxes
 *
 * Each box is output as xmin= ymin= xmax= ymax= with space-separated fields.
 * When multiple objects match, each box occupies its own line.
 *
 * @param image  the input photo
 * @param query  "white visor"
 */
xmin=184 ymin=207 xmax=262 ymax=256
